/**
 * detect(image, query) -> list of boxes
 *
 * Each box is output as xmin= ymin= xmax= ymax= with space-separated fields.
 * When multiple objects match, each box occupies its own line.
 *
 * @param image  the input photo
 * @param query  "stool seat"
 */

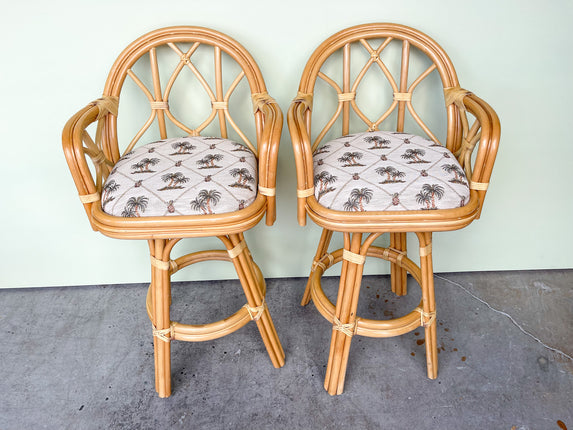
xmin=313 ymin=131 xmax=469 ymax=212
xmin=102 ymin=136 xmax=258 ymax=217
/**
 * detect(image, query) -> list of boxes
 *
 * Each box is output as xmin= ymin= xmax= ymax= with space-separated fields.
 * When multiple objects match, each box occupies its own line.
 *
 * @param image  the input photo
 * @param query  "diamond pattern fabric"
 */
xmin=101 ymin=136 xmax=258 ymax=217
xmin=313 ymin=131 xmax=470 ymax=212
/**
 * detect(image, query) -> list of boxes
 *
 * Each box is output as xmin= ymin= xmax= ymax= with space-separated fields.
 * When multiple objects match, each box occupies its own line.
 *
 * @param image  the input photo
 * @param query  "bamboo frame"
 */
xmin=287 ymin=23 xmax=500 ymax=395
xmin=62 ymin=26 xmax=284 ymax=397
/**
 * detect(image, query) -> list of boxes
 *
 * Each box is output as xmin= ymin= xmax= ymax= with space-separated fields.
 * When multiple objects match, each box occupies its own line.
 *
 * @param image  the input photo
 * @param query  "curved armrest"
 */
xmin=62 ymin=97 xmax=118 ymax=230
xmin=461 ymin=92 xmax=501 ymax=218
xmin=253 ymin=93 xmax=283 ymax=226
xmin=287 ymin=94 xmax=314 ymax=226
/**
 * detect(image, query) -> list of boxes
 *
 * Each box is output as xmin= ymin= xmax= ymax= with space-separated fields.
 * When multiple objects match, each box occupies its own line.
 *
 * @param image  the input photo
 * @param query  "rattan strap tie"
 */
xmin=338 ymin=92 xmax=355 ymax=102
xmin=152 ymin=323 xmax=174 ymax=342
xmin=470 ymin=181 xmax=489 ymax=190
xmin=311 ymin=253 xmax=334 ymax=272
xmin=383 ymin=247 xmax=406 ymax=264
xmin=212 ymin=101 xmax=228 ymax=110
xmin=444 ymin=86 xmax=472 ymax=111
xmin=150 ymin=256 xmax=178 ymax=272
xmin=332 ymin=316 xmax=357 ymax=337
xmin=258 ymin=185 xmax=276 ymax=196
xmin=419 ymin=243 xmax=432 ymax=257
xmin=297 ymin=187 xmax=315 ymax=198
xmin=414 ymin=307 xmax=436 ymax=328
xmin=394 ymin=92 xmax=412 ymax=102
xmin=79 ymin=192 xmax=100 ymax=204
xmin=227 ymin=240 xmax=247 ymax=259
xmin=92 ymin=150 xmax=107 ymax=165
xmin=342 ymin=249 xmax=366 ymax=265
xmin=293 ymin=92 xmax=313 ymax=109
xmin=150 ymin=101 xmax=169 ymax=110
xmin=252 ymin=92 xmax=276 ymax=113
xmin=244 ymin=300 xmax=266 ymax=321
xmin=92 ymin=96 xmax=119 ymax=120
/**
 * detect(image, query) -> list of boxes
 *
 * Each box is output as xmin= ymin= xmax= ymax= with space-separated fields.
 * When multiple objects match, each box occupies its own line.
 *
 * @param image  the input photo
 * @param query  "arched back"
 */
xmin=296 ymin=23 xmax=462 ymax=152
xmin=101 ymin=26 xmax=269 ymax=163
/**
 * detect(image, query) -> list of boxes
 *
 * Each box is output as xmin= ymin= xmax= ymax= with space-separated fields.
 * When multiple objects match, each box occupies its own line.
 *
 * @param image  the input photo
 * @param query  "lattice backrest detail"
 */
xmin=101 ymin=27 xmax=268 ymax=164
xmin=297 ymin=24 xmax=463 ymax=154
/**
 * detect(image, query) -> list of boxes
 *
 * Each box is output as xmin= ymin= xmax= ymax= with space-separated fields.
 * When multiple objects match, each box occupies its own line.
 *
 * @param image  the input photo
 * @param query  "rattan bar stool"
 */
xmin=62 ymin=26 xmax=284 ymax=397
xmin=288 ymin=23 xmax=500 ymax=395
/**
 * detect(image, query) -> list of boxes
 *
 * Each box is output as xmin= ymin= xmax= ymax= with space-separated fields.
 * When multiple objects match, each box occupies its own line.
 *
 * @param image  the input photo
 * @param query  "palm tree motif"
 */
xmin=121 ymin=196 xmax=149 ymax=217
xmin=338 ymin=151 xmax=365 ymax=167
xmin=101 ymin=180 xmax=120 ymax=210
xmin=343 ymin=187 xmax=373 ymax=211
xmin=170 ymin=141 xmax=196 ymax=155
xmin=313 ymin=144 xmax=331 ymax=156
xmin=314 ymin=171 xmax=338 ymax=201
xmin=415 ymin=184 xmax=445 ymax=210
xmin=401 ymin=149 xmax=429 ymax=164
xmin=190 ymin=189 xmax=221 ymax=214
xmin=158 ymin=172 xmax=190 ymax=191
xmin=131 ymin=158 xmax=160 ymax=173
xmin=442 ymin=164 xmax=467 ymax=185
xmin=231 ymin=142 xmax=251 ymax=153
xmin=229 ymin=168 xmax=255 ymax=190
xmin=375 ymin=166 xmax=406 ymax=184
xmin=197 ymin=154 xmax=224 ymax=169
xmin=364 ymin=135 xmax=391 ymax=149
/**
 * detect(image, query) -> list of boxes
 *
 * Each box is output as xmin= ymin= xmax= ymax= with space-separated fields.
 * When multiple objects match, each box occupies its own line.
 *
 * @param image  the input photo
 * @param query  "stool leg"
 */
xmin=324 ymin=233 xmax=364 ymax=395
xmin=416 ymin=232 xmax=438 ymax=379
xmin=149 ymin=239 xmax=172 ymax=398
xmin=301 ymin=228 xmax=333 ymax=306
xmin=390 ymin=232 xmax=408 ymax=296
xmin=224 ymin=234 xmax=285 ymax=368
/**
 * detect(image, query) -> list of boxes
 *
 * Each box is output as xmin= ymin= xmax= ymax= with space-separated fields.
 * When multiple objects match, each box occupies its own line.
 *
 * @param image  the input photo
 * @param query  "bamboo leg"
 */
xmin=301 ymin=228 xmax=333 ymax=306
xmin=150 ymin=239 xmax=172 ymax=398
xmin=324 ymin=233 xmax=363 ymax=395
xmin=223 ymin=235 xmax=285 ymax=368
xmin=390 ymin=232 xmax=408 ymax=296
xmin=416 ymin=232 xmax=438 ymax=379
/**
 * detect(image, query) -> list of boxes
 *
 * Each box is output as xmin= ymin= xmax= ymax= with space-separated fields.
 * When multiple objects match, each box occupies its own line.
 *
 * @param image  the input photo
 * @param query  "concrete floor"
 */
xmin=0 ymin=270 xmax=571 ymax=429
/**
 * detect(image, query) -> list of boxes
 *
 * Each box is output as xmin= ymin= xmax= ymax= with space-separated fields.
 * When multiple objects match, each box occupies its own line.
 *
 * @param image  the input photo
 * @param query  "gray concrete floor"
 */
xmin=0 ymin=270 xmax=572 ymax=429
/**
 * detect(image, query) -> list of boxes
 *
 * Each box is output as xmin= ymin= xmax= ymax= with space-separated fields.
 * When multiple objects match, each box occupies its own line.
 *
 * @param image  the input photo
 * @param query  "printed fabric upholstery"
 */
xmin=313 ymin=131 xmax=470 ymax=212
xmin=101 ymin=136 xmax=258 ymax=217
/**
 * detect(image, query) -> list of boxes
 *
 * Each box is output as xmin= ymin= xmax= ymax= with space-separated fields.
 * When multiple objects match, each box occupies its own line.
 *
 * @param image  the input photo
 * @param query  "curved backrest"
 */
xmin=295 ymin=23 xmax=463 ymax=153
xmin=100 ymin=26 xmax=271 ymax=164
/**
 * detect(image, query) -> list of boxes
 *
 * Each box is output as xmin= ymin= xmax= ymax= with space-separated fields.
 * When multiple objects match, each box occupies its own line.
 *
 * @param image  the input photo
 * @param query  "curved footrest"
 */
xmin=146 ymin=249 xmax=267 ymax=342
xmin=309 ymin=246 xmax=427 ymax=338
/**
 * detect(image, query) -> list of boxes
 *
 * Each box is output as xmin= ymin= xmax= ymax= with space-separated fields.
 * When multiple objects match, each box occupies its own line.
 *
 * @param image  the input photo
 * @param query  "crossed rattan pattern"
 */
xmin=288 ymin=23 xmax=500 ymax=395
xmin=62 ymin=26 xmax=284 ymax=398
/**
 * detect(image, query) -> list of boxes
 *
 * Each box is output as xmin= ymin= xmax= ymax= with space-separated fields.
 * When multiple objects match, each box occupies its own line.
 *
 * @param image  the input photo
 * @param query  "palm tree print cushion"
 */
xmin=101 ymin=136 xmax=257 ymax=217
xmin=313 ymin=131 xmax=469 ymax=212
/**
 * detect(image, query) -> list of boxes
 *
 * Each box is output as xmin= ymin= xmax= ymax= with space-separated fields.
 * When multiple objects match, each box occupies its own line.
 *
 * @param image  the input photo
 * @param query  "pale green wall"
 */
xmin=1 ymin=0 xmax=572 ymax=288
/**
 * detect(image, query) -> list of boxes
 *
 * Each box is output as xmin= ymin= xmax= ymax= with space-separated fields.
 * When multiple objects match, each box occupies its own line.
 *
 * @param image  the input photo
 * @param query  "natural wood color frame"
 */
xmin=62 ymin=26 xmax=284 ymax=398
xmin=288 ymin=23 xmax=500 ymax=395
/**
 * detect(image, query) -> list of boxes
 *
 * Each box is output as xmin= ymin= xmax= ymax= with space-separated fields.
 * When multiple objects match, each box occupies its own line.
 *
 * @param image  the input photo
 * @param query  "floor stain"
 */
xmin=557 ymin=420 xmax=567 ymax=430
xmin=416 ymin=339 xmax=425 ymax=346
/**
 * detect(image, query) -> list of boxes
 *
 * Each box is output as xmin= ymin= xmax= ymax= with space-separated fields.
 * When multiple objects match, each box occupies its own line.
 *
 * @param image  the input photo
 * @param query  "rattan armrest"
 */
xmin=62 ymin=97 xmax=118 ymax=230
xmin=253 ymin=93 xmax=283 ymax=226
xmin=462 ymin=92 xmax=501 ymax=218
xmin=287 ymin=99 xmax=314 ymax=226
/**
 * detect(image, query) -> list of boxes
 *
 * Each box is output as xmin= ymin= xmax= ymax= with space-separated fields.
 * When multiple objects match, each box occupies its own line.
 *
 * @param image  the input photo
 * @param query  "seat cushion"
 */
xmin=101 ymin=136 xmax=258 ymax=217
xmin=313 ymin=131 xmax=469 ymax=212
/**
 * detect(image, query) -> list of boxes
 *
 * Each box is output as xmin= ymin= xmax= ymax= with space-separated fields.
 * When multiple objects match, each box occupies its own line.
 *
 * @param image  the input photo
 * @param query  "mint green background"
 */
xmin=1 ymin=0 xmax=572 ymax=288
